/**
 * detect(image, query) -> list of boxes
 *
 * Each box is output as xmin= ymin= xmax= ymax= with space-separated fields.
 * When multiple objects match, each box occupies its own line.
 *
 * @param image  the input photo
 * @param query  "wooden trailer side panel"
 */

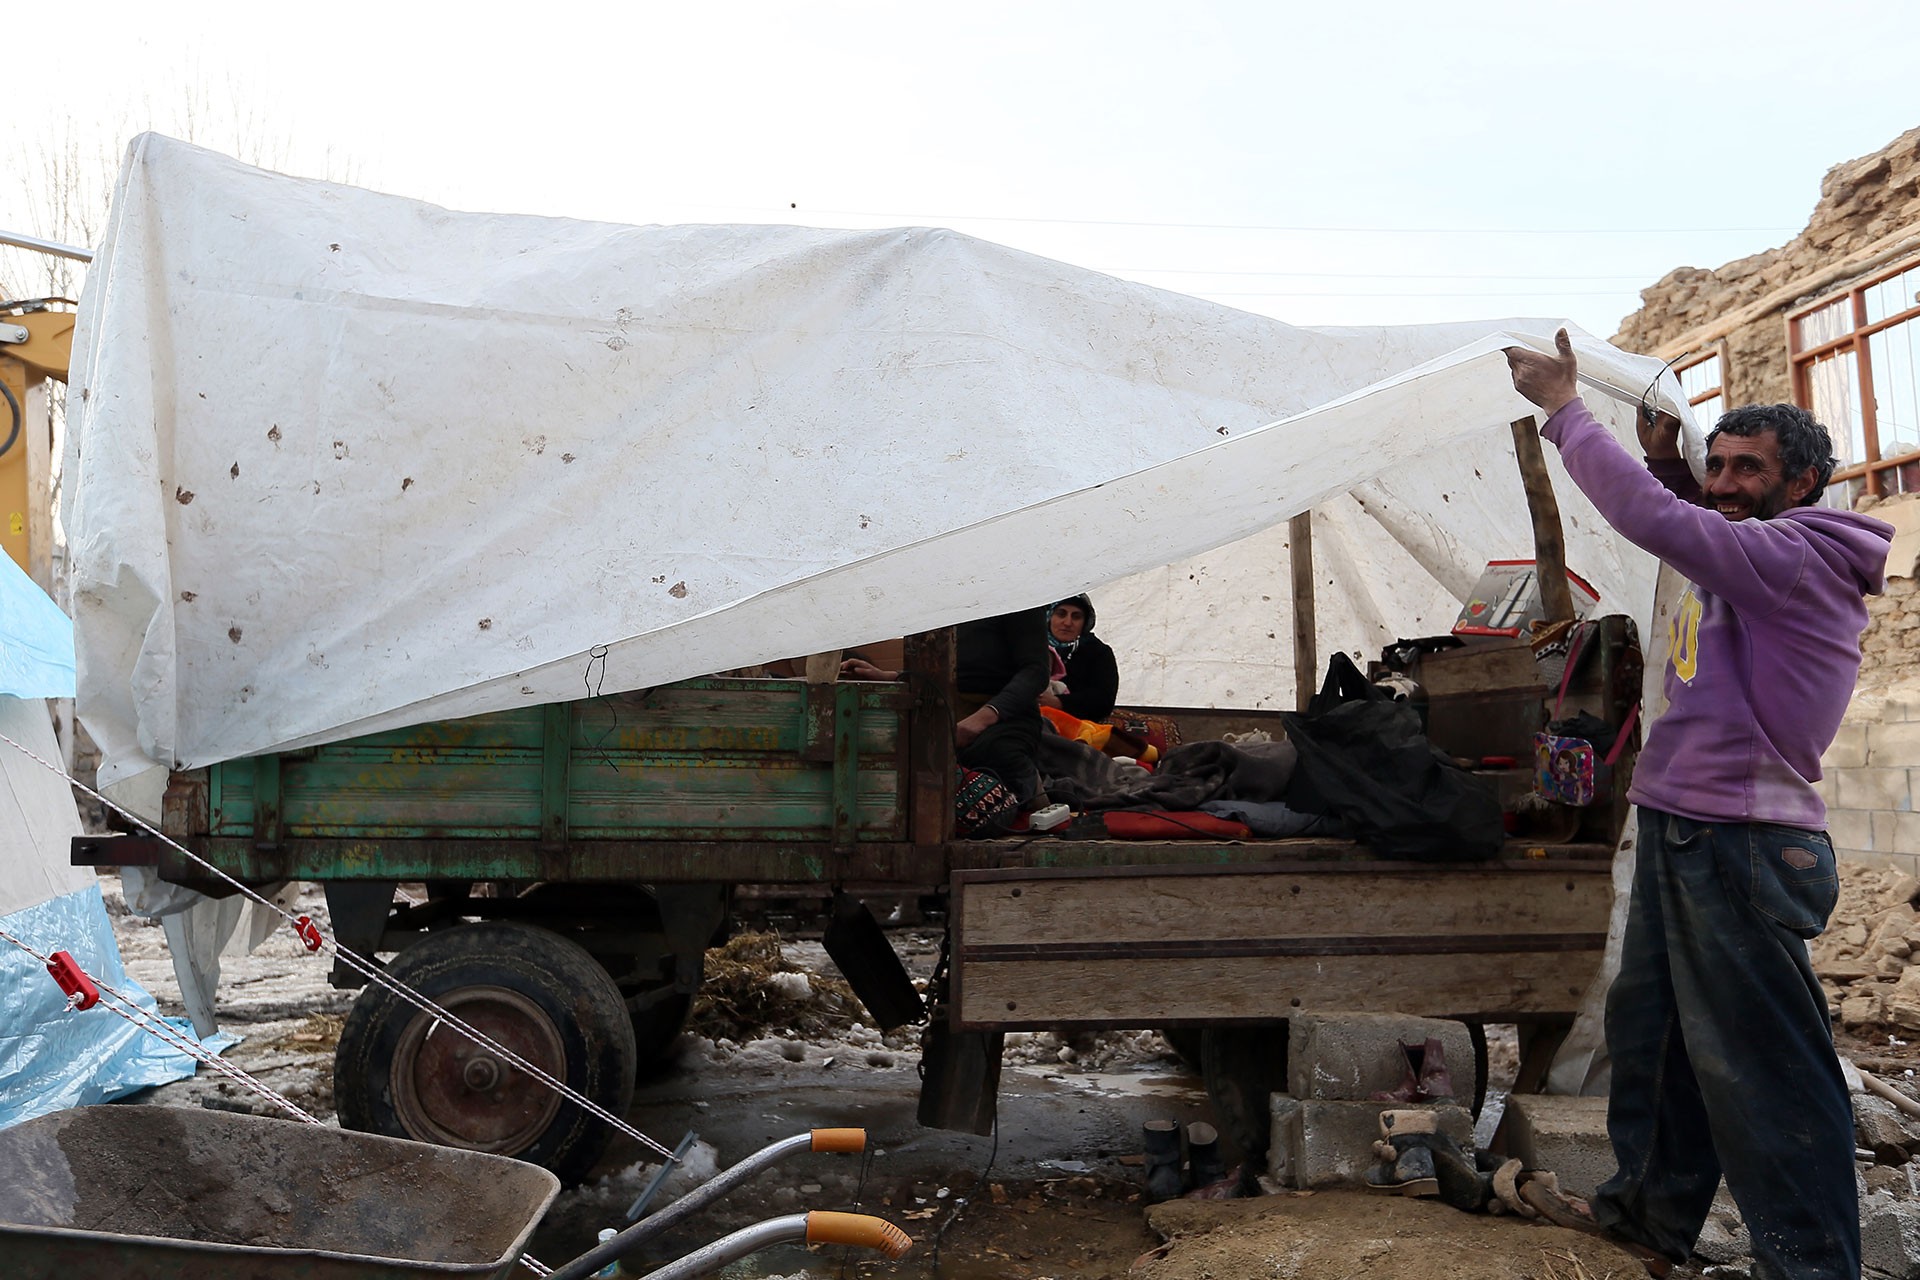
xmin=951 ymin=859 xmax=1612 ymax=1029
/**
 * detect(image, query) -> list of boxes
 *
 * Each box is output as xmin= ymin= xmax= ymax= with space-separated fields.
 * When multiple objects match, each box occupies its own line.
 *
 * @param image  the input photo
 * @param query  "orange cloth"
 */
xmin=1040 ymin=704 xmax=1111 ymax=750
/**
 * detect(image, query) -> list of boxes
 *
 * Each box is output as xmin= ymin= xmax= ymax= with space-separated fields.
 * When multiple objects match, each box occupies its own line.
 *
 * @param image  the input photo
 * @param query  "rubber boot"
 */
xmin=1390 ymin=1130 xmax=1489 ymax=1211
xmin=1183 ymin=1122 xmax=1230 ymax=1197
xmin=1142 ymin=1119 xmax=1185 ymax=1204
xmin=1365 ymin=1142 xmax=1439 ymax=1197
xmin=1413 ymin=1036 xmax=1455 ymax=1102
xmin=1371 ymin=1037 xmax=1456 ymax=1103
xmin=1370 ymin=1040 xmax=1422 ymax=1103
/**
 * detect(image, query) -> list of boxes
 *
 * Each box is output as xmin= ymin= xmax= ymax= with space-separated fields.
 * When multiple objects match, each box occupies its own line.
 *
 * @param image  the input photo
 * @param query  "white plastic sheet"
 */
xmin=70 ymin=134 xmax=1699 ymax=789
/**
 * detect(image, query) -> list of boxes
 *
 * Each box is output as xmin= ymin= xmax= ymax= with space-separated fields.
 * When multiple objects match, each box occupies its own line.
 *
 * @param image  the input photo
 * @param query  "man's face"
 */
xmin=1050 ymin=604 xmax=1086 ymax=642
xmin=1703 ymin=428 xmax=1818 ymax=521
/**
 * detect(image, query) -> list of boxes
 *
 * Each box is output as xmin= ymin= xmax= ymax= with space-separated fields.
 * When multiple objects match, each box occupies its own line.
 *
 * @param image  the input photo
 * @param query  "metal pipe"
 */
xmin=615 ymin=1214 xmax=810 ymax=1280
xmin=543 ymin=1132 xmax=816 ymax=1280
xmin=0 ymin=230 xmax=92 ymax=262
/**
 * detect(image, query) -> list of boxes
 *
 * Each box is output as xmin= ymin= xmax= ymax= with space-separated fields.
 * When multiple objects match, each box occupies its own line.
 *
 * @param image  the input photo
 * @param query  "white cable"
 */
xmin=0 ymin=729 xmax=675 ymax=1161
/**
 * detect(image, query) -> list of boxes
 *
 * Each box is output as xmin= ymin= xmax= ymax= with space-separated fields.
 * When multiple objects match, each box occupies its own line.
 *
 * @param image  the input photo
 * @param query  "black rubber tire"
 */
xmin=510 ymin=882 xmax=697 ymax=1063
xmin=1466 ymin=1020 xmax=1490 ymax=1119
xmin=1200 ymin=1023 xmax=1291 ymax=1161
xmin=335 ymin=921 xmax=637 ymax=1188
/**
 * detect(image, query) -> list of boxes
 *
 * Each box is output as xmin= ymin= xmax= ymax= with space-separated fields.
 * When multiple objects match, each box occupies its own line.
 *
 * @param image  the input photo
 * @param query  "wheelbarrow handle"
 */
xmin=809 ymin=1127 xmax=866 ymax=1153
xmin=805 ymin=1210 xmax=913 ymax=1260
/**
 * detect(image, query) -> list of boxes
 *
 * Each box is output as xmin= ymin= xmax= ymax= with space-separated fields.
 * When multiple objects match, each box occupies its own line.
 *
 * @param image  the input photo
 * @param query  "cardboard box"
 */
xmin=1453 ymin=560 xmax=1599 ymax=638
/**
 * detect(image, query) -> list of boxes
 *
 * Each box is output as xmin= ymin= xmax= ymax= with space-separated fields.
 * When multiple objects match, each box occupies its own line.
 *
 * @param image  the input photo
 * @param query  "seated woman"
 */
xmin=1039 ymin=594 xmax=1118 ymax=723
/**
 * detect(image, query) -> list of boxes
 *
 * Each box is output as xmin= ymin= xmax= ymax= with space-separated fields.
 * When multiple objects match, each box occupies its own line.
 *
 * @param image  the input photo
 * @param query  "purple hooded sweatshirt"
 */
xmin=1542 ymin=398 xmax=1891 ymax=829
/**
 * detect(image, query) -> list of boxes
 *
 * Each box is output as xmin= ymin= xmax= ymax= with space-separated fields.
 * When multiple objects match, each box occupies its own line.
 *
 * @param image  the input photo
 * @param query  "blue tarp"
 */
xmin=0 ymin=883 xmax=228 ymax=1127
xmin=0 ymin=553 xmax=73 ymax=699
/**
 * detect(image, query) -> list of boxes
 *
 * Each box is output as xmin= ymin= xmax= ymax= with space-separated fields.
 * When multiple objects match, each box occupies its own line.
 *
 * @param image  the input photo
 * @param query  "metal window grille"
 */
xmin=1789 ymin=256 xmax=1920 ymax=505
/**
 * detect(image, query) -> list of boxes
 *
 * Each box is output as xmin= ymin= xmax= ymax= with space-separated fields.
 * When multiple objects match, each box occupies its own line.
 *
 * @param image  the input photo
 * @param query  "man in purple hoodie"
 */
xmin=1507 ymin=330 xmax=1890 ymax=1280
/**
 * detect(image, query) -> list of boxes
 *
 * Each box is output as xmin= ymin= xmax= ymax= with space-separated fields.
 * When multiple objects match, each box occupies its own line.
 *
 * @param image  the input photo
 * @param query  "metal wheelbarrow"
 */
xmin=0 ymin=1107 xmax=911 ymax=1280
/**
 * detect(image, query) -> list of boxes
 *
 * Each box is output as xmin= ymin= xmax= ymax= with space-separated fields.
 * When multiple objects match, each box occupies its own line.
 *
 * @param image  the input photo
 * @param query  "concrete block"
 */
xmin=1871 ymin=811 xmax=1920 ymax=858
xmin=1831 ymin=808 xmax=1877 ymax=854
xmin=1869 ymin=721 xmax=1920 ymax=768
xmin=1502 ymin=1094 xmax=1613 ymax=1200
xmin=1286 ymin=1011 xmax=1476 ymax=1104
xmin=1840 ymin=767 xmax=1916 ymax=812
xmin=1861 ymin=1197 xmax=1920 ymax=1280
xmin=1267 ymin=1095 xmax=1472 ymax=1189
xmin=1692 ymin=1184 xmax=1748 ymax=1265
xmin=1827 ymin=722 xmax=1871 ymax=769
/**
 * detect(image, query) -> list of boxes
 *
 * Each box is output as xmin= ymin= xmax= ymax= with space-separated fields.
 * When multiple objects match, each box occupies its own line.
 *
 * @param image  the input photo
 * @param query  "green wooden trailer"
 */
xmin=74 ymin=621 xmax=1640 ymax=1184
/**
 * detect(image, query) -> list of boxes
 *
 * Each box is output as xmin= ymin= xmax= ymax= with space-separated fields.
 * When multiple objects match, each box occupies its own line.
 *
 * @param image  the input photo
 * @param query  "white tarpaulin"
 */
xmin=70 ymin=134 xmax=1700 ymax=789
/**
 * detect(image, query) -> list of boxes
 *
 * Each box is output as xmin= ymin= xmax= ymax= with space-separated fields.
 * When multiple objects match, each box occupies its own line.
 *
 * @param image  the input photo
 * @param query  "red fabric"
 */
xmin=1100 ymin=811 xmax=1253 ymax=840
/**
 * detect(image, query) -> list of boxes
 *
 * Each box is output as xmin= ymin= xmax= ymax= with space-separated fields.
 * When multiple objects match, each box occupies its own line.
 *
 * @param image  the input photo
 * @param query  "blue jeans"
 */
xmin=1592 ymin=809 xmax=1858 ymax=1280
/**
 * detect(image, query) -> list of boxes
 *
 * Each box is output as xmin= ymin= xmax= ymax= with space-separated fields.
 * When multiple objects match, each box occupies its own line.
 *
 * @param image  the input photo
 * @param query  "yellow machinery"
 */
xmin=0 ymin=298 xmax=73 ymax=582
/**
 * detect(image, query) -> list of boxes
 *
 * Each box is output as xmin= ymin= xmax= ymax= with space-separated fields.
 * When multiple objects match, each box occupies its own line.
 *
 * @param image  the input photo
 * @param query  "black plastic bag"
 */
xmin=1282 ymin=653 xmax=1504 ymax=862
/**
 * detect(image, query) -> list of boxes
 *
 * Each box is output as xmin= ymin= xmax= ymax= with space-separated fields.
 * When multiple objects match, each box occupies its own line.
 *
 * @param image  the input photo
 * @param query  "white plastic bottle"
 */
xmin=592 ymin=1228 xmax=621 ymax=1279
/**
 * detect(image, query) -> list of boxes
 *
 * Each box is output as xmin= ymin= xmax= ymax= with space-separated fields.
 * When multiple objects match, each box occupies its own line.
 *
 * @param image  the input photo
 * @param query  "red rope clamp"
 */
xmin=293 ymin=916 xmax=323 ymax=952
xmin=46 ymin=950 xmax=100 ymax=1010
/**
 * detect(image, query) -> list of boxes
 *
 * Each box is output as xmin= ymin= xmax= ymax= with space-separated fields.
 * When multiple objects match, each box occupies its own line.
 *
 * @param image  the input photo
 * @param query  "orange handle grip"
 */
xmin=809 ymin=1127 xmax=867 ymax=1154
xmin=805 ymin=1211 xmax=913 ymax=1260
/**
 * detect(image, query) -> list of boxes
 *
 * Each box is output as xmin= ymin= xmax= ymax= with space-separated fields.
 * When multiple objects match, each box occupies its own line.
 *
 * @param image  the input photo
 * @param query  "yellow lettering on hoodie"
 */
xmin=1669 ymin=586 xmax=1702 ymax=684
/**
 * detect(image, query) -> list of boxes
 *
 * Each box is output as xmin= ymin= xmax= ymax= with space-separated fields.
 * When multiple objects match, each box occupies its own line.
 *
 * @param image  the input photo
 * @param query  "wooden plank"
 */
xmin=958 ymin=867 xmax=1612 ymax=946
xmin=955 ymin=950 xmax=1602 ymax=1027
xmin=902 ymin=628 xmax=955 ymax=845
xmin=1509 ymin=415 xmax=1575 ymax=625
xmin=1417 ymin=641 xmax=1543 ymax=698
xmin=1289 ymin=511 xmax=1316 ymax=710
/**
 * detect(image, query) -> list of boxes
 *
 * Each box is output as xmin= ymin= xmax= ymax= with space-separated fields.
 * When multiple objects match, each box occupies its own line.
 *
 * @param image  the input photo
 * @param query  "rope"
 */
xmin=0 ymin=921 xmax=555 ymax=1275
xmin=0 ymin=729 xmax=676 ymax=1163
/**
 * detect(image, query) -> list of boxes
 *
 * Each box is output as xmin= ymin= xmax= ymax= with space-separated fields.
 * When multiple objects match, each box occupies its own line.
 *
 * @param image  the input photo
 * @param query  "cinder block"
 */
xmin=1827 ymin=723 xmax=1871 ymax=769
xmin=1862 ymin=1198 xmax=1920 ymax=1280
xmin=1839 ymin=767 xmax=1915 ymax=812
xmin=1692 ymin=1184 xmax=1747 ymax=1264
xmin=1870 ymin=811 xmax=1920 ymax=857
xmin=1868 ymin=721 xmax=1920 ymax=768
xmin=1286 ymin=1011 xmax=1477 ymax=1104
xmin=1830 ymin=808 xmax=1876 ymax=854
xmin=1502 ymin=1094 xmax=1613 ymax=1200
xmin=1267 ymin=1095 xmax=1472 ymax=1189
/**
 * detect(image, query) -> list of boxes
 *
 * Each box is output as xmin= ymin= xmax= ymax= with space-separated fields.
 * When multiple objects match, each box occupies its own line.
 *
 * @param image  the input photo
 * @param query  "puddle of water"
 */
xmin=1046 ymin=1069 xmax=1208 ymax=1099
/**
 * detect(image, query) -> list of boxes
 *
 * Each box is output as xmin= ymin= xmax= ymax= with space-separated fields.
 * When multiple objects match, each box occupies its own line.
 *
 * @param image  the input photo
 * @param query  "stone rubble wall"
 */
xmin=1612 ymin=124 xmax=1920 ymax=407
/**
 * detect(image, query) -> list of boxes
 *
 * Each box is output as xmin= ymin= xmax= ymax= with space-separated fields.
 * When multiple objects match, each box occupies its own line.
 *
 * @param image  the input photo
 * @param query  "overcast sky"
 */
xmin=7 ymin=0 xmax=1918 ymax=337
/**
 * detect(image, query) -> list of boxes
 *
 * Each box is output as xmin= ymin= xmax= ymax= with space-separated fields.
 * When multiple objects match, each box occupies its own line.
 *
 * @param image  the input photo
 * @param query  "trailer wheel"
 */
xmin=334 ymin=921 xmax=637 ymax=1188
xmin=1200 ymin=1023 xmax=1290 ymax=1162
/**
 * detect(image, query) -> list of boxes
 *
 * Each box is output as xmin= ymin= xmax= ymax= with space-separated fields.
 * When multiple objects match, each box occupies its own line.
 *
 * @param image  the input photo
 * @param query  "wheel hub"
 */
xmin=390 ymin=986 xmax=565 ymax=1154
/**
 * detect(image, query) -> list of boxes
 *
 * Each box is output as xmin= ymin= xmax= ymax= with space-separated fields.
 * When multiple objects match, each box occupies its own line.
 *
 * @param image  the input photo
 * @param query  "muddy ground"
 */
xmin=98 ymin=873 xmax=1920 ymax=1279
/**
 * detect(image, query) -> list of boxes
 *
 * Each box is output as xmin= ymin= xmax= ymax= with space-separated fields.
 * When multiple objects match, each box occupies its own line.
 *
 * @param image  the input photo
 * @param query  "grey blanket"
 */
xmin=1040 ymin=734 xmax=1298 ymax=812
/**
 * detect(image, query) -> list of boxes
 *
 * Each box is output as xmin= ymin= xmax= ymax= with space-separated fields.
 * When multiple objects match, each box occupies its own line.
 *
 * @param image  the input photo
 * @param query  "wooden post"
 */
xmin=1289 ymin=511 xmax=1317 ymax=710
xmin=1509 ymin=417 xmax=1576 ymax=626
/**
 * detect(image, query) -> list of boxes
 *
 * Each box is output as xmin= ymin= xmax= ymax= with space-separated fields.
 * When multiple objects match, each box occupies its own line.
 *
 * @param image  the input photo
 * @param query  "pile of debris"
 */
xmin=686 ymin=932 xmax=867 ymax=1044
xmin=1812 ymin=866 xmax=1920 ymax=1031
